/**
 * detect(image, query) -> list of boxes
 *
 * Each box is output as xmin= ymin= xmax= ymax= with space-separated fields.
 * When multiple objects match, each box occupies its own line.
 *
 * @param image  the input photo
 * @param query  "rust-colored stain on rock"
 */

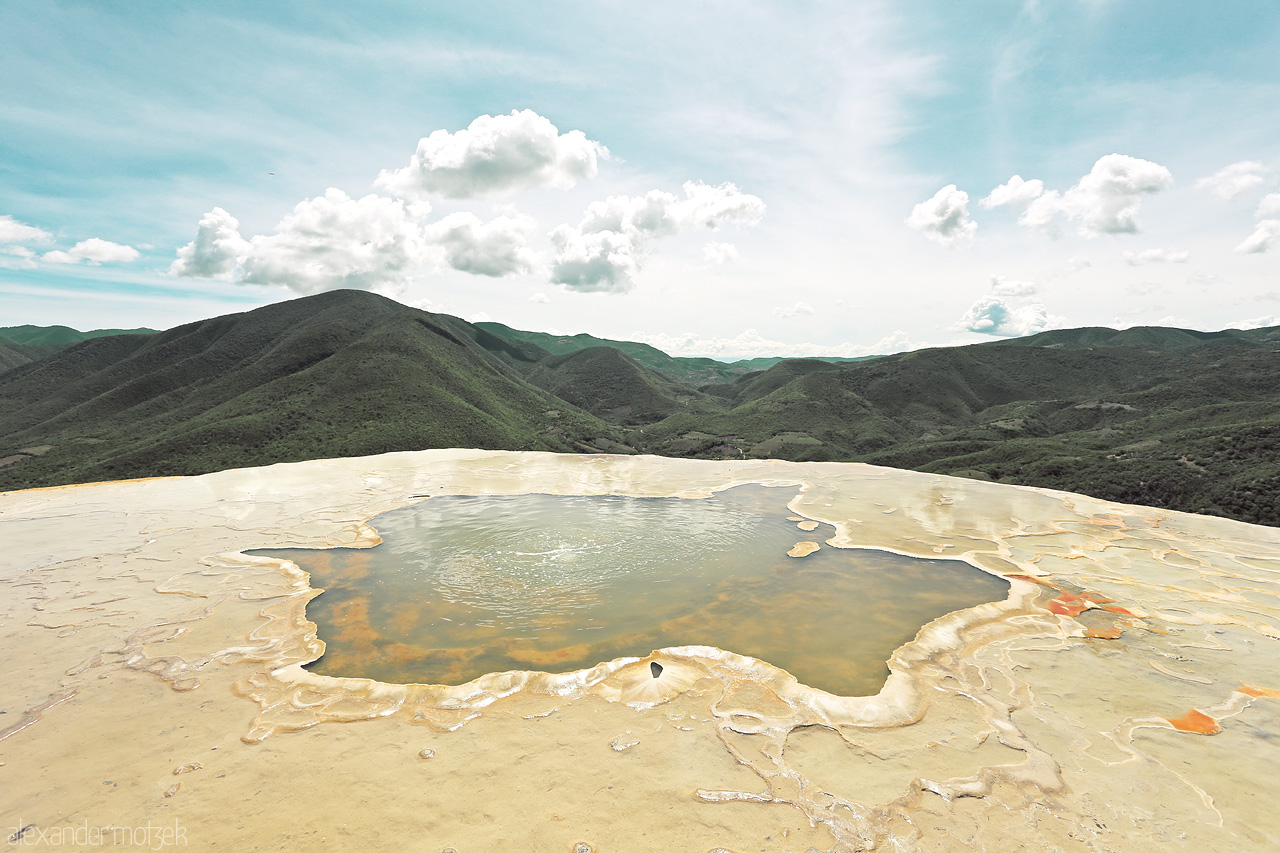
xmin=1238 ymin=683 xmax=1280 ymax=698
xmin=1165 ymin=709 xmax=1221 ymax=735
xmin=1046 ymin=591 xmax=1089 ymax=617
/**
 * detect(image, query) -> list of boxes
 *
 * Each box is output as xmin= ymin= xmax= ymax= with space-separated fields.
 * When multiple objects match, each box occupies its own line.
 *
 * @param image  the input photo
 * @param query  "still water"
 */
xmin=252 ymin=485 xmax=1008 ymax=696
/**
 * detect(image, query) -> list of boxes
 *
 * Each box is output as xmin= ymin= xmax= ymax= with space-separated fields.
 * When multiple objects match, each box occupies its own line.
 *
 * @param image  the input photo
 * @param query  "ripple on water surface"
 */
xmin=252 ymin=485 xmax=1009 ymax=695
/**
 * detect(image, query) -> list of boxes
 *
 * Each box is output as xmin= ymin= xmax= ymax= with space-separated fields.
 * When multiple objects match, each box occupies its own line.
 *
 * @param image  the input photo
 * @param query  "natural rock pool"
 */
xmin=253 ymin=484 xmax=1009 ymax=695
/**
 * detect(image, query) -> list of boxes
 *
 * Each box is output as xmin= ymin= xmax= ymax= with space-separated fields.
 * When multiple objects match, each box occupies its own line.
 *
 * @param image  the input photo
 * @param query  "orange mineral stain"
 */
xmin=1164 ymin=709 xmax=1221 ymax=735
xmin=1238 ymin=683 xmax=1280 ymax=698
xmin=1046 ymin=592 xmax=1089 ymax=617
xmin=1084 ymin=626 xmax=1124 ymax=640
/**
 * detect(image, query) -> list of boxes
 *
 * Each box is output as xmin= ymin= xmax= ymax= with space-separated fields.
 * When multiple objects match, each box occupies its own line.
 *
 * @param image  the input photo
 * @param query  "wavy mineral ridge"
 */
xmin=3 ymin=450 xmax=1280 ymax=851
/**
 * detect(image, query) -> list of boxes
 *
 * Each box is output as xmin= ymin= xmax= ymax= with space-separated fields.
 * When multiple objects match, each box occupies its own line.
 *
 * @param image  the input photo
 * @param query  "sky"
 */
xmin=3 ymin=0 xmax=1280 ymax=359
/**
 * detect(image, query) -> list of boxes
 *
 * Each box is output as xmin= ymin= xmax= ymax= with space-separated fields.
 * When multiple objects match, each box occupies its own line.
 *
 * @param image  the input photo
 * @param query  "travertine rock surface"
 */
xmin=3 ymin=450 xmax=1279 ymax=851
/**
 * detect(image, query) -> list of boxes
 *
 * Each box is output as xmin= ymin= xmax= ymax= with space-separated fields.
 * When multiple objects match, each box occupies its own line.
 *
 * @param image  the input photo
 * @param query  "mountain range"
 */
xmin=2 ymin=289 xmax=1277 ymax=527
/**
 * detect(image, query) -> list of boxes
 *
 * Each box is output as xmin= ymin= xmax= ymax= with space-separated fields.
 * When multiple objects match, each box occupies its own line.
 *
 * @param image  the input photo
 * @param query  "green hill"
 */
xmin=524 ymin=346 xmax=720 ymax=425
xmin=0 ymin=291 xmax=627 ymax=489
xmin=0 ymin=343 xmax=60 ymax=374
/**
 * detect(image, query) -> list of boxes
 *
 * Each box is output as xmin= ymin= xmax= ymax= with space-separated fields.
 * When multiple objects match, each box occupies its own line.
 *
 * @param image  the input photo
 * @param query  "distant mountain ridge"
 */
xmin=3 ymin=292 xmax=1279 ymax=527
xmin=0 ymin=324 xmax=157 ymax=346
xmin=474 ymin=321 xmax=877 ymax=385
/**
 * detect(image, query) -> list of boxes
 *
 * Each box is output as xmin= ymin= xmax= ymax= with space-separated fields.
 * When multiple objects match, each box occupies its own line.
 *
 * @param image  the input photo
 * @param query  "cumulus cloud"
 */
xmin=43 ymin=238 xmax=140 ymax=265
xmin=170 ymin=207 xmax=247 ymax=279
xmin=423 ymin=212 xmax=537 ymax=277
xmin=1230 ymin=190 xmax=1280 ymax=254
xmin=990 ymin=276 xmax=1037 ymax=297
xmin=772 ymin=301 xmax=815 ymax=318
xmin=1236 ymin=220 xmax=1280 ymax=254
xmin=1122 ymin=247 xmax=1190 ymax=265
xmin=547 ymin=226 xmax=641 ymax=292
xmin=577 ymin=182 xmax=765 ymax=236
xmin=528 ymin=292 xmax=550 ymax=303
xmin=237 ymin=189 xmax=430 ymax=293
xmin=1256 ymin=192 xmax=1280 ymax=219
xmin=703 ymin=241 xmax=739 ymax=264
xmin=69 ymin=238 xmax=141 ymax=264
xmin=905 ymin=185 xmax=976 ymax=247
xmin=630 ymin=328 xmax=915 ymax=360
xmin=549 ymin=181 xmax=765 ymax=292
xmin=1020 ymin=154 xmax=1172 ymax=238
xmin=980 ymin=175 xmax=1044 ymax=210
xmin=1196 ymin=161 xmax=1271 ymax=200
xmin=0 ymin=214 xmax=52 ymax=244
xmin=959 ymin=295 xmax=1055 ymax=337
xmin=376 ymin=109 xmax=607 ymax=199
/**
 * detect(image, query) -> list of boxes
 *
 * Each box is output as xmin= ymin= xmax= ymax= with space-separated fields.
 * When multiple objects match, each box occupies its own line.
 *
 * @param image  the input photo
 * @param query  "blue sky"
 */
xmin=3 ymin=1 xmax=1279 ymax=357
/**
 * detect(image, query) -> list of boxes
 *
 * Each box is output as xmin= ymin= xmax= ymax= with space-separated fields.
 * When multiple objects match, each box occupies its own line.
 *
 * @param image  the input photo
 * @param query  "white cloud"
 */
xmin=548 ymin=226 xmax=641 ymax=293
xmin=68 ymin=238 xmax=140 ymax=264
xmin=1122 ymin=247 xmax=1190 ymax=265
xmin=959 ymin=295 xmax=1056 ymax=337
xmin=1151 ymin=314 xmax=1194 ymax=328
xmin=41 ymin=239 xmax=140 ymax=265
xmin=1195 ymin=161 xmax=1271 ymax=200
xmin=172 ymin=196 xmax=540 ymax=286
xmin=1227 ymin=314 xmax=1280 ymax=330
xmin=577 ymin=182 xmax=765 ymax=236
xmin=467 ymin=311 xmax=492 ymax=323
xmin=376 ymin=109 xmax=607 ymax=199
xmin=238 ymin=188 xmax=430 ymax=294
xmin=772 ymin=301 xmax=815 ymax=318
xmin=528 ymin=292 xmax=550 ymax=303
xmin=989 ymin=276 xmax=1037 ymax=297
xmin=630 ymin=327 xmax=916 ymax=360
xmin=170 ymin=207 xmax=247 ymax=280
xmin=550 ymin=181 xmax=765 ymax=292
xmin=980 ymin=175 xmax=1044 ymax=209
xmin=423 ymin=212 xmax=537 ymax=277
xmin=0 ymin=214 xmax=53 ymax=244
xmin=672 ymin=181 xmax=767 ymax=230
xmin=703 ymin=241 xmax=739 ymax=264
xmin=1066 ymin=255 xmax=1092 ymax=273
xmin=1020 ymin=154 xmax=1173 ymax=238
xmin=1236 ymin=219 xmax=1280 ymax=254
xmin=905 ymin=184 xmax=976 ymax=247
xmin=0 ymin=245 xmax=37 ymax=269
xmin=1256 ymin=192 xmax=1280 ymax=219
